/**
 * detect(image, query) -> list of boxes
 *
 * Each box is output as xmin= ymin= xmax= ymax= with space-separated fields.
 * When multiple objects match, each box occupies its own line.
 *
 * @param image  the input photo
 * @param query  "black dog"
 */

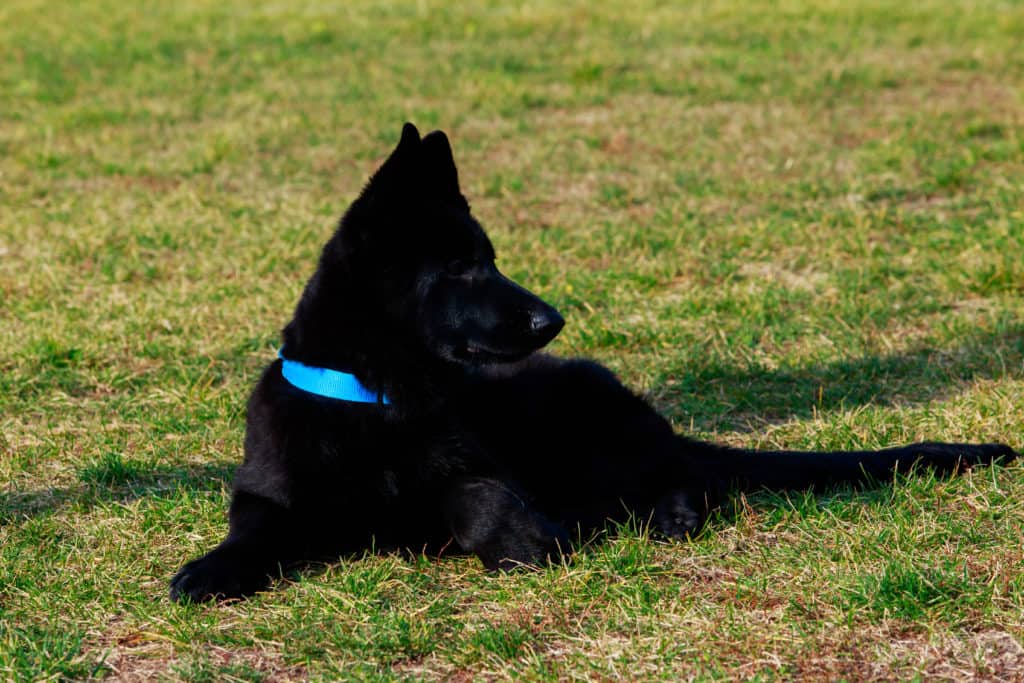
xmin=170 ymin=123 xmax=1017 ymax=602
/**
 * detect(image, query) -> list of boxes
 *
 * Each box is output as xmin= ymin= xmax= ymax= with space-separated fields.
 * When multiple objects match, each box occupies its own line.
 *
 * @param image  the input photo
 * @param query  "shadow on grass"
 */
xmin=0 ymin=461 xmax=235 ymax=526
xmin=652 ymin=325 xmax=1024 ymax=432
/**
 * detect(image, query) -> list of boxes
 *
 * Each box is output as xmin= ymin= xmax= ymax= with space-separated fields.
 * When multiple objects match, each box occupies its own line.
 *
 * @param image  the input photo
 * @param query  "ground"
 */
xmin=2 ymin=0 xmax=1023 ymax=680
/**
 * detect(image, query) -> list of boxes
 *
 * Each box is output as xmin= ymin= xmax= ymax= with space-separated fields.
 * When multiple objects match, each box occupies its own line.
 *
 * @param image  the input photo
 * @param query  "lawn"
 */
xmin=2 ymin=0 xmax=1024 ymax=679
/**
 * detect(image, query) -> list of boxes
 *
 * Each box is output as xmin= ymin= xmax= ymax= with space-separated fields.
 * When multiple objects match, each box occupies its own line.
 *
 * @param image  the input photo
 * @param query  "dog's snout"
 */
xmin=530 ymin=308 xmax=565 ymax=339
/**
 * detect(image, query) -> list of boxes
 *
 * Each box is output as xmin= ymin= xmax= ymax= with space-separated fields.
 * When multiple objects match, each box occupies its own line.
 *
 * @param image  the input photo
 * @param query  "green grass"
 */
xmin=2 ymin=0 xmax=1024 ymax=679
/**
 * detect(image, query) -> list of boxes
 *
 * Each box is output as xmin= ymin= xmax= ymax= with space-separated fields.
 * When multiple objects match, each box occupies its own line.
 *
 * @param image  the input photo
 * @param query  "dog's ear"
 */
xmin=360 ymin=122 xmax=421 ymax=197
xmin=420 ymin=130 xmax=460 ymax=194
xmin=357 ymin=123 xmax=467 ymax=212
xmin=420 ymin=130 xmax=469 ymax=209
xmin=380 ymin=122 xmax=422 ymax=176
xmin=397 ymin=122 xmax=422 ymax=152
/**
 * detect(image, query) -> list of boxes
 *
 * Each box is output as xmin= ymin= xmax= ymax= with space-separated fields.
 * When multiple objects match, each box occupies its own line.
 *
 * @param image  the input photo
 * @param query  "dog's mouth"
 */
xmin=455 ymin=342 xmax=533 ymax=364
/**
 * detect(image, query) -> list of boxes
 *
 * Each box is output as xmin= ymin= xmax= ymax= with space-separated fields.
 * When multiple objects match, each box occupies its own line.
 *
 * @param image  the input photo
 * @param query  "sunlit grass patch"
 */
xmin=2 ymin=0 xmax=1023 ymax=679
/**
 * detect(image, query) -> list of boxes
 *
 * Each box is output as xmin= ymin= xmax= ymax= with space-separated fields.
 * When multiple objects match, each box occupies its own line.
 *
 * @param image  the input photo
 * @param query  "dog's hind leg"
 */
xmin=169 ymin=491 xmax=298 ymax=602
xmin=444 ymin=476 xmax=570 ymax=571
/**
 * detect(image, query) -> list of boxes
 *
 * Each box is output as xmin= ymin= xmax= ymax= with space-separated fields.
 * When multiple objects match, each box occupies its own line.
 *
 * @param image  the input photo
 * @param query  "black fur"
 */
xmin=170 ymin=124 xmax=1018 ymax=602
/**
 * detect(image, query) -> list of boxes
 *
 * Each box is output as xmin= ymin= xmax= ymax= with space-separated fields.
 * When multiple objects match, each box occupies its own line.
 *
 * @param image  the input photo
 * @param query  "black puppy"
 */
xmin=170 ymin=123 xmax=1017 ymax=602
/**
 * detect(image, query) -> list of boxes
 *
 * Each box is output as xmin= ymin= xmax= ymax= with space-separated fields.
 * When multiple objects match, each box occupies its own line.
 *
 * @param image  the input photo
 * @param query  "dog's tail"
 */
xmin=687 ymin=440 xmax=1018 ymax=494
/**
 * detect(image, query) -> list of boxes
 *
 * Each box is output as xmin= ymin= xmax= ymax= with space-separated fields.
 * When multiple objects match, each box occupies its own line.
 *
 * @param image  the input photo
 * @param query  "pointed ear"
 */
xmin=360 ymin=122 xmax=421 ymax=198
xmin=420 ymin=130 xmax=465 ymax=205
xmin=382 ymin=122 xmax=421 ymax=169
xmin=397 ymin=122 xmax=421 ymax=150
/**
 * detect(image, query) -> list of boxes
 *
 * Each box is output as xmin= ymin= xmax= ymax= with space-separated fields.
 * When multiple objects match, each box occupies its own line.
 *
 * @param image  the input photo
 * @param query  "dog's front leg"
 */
xmin=443 ymin=476 xmax=570 ymax=571
xmin=169 ymin=491 xmax=297 ymax=602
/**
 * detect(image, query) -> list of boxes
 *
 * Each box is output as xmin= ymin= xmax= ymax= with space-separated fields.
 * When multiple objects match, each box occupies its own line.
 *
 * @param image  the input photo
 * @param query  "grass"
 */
xmin=2 ymin=0 xmax=1023 ymax=679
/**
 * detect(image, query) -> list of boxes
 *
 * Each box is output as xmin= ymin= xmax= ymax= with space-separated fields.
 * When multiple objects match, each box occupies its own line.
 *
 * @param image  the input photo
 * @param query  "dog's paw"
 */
xmin=477 ymin=524 xmax=571 ymax=572
xmin=445 ymin=476 xmax=571 ymax=572
xmin=169 ymin=548 xmax=271 ymax=603
xmin=653 ymin=490 xmax=705 ymax=540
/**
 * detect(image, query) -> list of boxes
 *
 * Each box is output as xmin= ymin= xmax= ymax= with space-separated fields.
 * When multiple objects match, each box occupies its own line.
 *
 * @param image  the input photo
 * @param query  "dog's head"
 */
xmin=291 ymin=123 xmax=563 ymax=368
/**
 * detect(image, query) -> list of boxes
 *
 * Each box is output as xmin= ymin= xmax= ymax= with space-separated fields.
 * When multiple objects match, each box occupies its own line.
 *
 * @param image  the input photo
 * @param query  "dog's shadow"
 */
xmin=647 ymin=325 xmax=1024 ymax=433
xmin=0 ymin=462 xmax=235 ymax=527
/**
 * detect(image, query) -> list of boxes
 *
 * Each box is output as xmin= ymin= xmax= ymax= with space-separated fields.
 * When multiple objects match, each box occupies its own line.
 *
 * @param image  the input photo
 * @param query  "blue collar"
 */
xmin=278 ymin=349 xmax=390 ymax=405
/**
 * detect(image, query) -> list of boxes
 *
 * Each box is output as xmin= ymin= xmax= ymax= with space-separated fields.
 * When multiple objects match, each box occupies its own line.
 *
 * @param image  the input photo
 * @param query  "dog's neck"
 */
xmin=281 ymin=265 xmax=460 ymax=413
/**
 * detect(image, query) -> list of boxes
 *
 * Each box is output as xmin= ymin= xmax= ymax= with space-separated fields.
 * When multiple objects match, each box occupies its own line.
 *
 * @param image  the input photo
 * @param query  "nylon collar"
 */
xmin=278 ymin=349 xmax=390 ymax=405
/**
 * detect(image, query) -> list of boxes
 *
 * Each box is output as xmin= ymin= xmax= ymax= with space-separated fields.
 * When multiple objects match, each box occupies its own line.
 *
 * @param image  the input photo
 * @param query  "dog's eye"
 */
xmin=445 ymin=260 xmax=471 ymax=277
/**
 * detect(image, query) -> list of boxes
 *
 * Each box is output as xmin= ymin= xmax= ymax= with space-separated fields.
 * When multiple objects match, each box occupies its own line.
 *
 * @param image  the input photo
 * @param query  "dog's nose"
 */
xmin=530 ymin=308 xmax=564 ymax=340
